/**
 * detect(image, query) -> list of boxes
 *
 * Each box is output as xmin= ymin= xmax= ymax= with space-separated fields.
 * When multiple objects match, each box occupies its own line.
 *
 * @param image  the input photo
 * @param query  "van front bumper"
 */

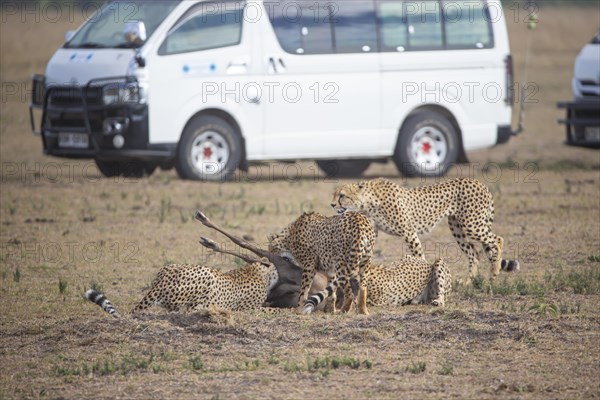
xmin=30 ymin=75 xmax=177 ymax=162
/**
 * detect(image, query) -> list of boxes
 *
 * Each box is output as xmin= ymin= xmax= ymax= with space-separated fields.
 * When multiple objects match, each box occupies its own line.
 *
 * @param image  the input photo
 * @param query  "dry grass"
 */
xmin=1 ymin=4 xmax=600 ymax=400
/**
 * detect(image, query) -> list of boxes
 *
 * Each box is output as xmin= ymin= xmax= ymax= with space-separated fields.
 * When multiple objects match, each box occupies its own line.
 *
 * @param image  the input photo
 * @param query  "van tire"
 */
xmin=95 ymin=160 xmax=156 ymax=178
xmin=175 ymin=116 xmax=242 ymax=181
xmin=393 ymin=112 xmax=460 ymax=177
xmin=316 ymin=159 xmax=371 ymax=178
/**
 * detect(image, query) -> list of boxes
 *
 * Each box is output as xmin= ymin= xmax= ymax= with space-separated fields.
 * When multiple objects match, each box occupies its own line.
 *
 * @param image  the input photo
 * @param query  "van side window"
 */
xmin=268 ymin=2 xmax=333 ymax=54
xmin=159 ymin=2 xmax=243 ymax=55
xmin=444 ymin=1 xmax=493 ymax=48
xmin=333 ymin=2 xmax=378 ymax=53
xmin=378 ymin=1 xmax=443 ymax=51
xmin=378 ymin=2 xmax=408 ymax=51
xmin=377 ymin=0 xmax=494 ymax=52
xmin=268 ymin=1 xmax=377 ymax=54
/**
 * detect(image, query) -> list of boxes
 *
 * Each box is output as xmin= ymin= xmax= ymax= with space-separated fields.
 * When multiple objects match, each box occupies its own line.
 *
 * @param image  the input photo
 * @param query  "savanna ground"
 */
xmin=1 ymin=3 xmax=599 ymax=399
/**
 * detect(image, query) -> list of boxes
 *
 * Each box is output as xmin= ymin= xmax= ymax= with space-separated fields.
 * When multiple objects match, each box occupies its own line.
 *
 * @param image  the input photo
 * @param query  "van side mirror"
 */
xmin=124 ymin=21 xmax=147 ymax=46
xmin=65 ymin=30 xmax=75 ymax=42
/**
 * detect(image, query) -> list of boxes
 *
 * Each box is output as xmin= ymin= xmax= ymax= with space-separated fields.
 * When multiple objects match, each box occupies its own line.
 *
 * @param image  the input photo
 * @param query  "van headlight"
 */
xmin=102 ymin=82 xmax=140 ymax=105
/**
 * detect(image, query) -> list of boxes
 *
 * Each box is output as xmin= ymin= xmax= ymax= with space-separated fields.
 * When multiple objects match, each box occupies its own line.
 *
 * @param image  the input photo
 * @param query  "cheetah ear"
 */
xmin=267 ymin=232 xmax=278 ymax=242
xmin=357 ymin=182 xmax=366 ymax=190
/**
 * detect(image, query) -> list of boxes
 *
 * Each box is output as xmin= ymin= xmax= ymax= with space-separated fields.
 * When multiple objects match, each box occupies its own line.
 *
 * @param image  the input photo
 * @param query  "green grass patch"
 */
xmin=53 ymin=353 xmax=157 ymax=377
xmin=58 ymin=278 xmax=68 ymax=295
xmin=438 ymin=361 xmax=454 ymax=376
xmin=457 ymin=265 xmax=600 ymax=300
xmin=406 ymin=361 xmax=427 ymax=374
xmin=188 ymin=356 xmax=203 ymax=372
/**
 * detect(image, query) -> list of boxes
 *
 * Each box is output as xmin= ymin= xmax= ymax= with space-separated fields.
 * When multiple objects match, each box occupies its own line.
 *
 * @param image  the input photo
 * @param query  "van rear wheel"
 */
xmin=393 ymin=112 xmax=459 ymax=177
xmin=175 ymin=115 xmax=241 ymax=181
xmin=316 ymin=159 xmax=371 ymax=178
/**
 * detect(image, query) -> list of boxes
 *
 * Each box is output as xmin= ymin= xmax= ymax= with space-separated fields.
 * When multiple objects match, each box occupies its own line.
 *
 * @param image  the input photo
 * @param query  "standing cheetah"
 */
xmin=331 ymin=178 xmax=518 ymax=279
xmin=268 ymin=211 xmax=375 ymax=314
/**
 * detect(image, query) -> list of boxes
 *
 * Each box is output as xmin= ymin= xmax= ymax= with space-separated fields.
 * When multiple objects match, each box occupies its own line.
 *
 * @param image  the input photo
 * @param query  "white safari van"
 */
xmin=31 ymin=0 xmax=515 ymax=180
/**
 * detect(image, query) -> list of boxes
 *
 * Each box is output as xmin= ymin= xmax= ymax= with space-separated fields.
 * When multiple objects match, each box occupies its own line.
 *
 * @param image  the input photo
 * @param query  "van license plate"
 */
xmin=58 ymin=133 xmax=89 ymax=148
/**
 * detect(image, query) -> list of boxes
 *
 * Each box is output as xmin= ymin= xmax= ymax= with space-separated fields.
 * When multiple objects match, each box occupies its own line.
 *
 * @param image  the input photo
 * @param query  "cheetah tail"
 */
xmin=84 ymin=289 xmax=121 ymax=318
xmin=500 ymin=259 xmax=520 ymax=272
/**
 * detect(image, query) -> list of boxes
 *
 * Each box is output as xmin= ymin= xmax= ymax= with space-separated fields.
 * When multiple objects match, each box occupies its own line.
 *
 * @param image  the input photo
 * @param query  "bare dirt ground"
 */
xmin=1 ymin=4 xmax=599 ymax=400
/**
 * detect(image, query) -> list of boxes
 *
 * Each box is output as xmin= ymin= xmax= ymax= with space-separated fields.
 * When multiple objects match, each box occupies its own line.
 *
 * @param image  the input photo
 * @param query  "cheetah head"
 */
xmin=254 ymin=259 xmax=280 ymax=292
xmin=330 ymin=181 xmax=369 ymax=214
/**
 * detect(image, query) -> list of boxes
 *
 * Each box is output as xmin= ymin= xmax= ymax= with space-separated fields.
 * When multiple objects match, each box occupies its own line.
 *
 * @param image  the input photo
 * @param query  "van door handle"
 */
xmin=277 ymin=58 xmax=286 ymax=73
xmin=268 ymin=57 xmax=278 ymax=74
xmin=226 ymin=58 xmax=248 ymax=74
xmin=268 ymin=57 xmax=287 ymax=74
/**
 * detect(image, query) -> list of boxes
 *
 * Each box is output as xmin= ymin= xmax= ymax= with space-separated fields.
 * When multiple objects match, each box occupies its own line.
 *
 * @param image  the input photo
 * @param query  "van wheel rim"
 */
xmin=190 ymin=131 xmax=230 ymax=175
xmin=410 ymin=126 xmax=447 ymax=167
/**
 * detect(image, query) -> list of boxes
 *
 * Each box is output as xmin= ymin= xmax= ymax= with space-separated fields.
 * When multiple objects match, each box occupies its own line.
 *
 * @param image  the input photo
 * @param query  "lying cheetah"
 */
xmin=331 ymin=178 xmax=519 ymax=279
xmin=85 ymin=259 xmax=279 ymax=318
xmin=268 ymin=211 xmax=375 ymax=314
xmin=365 ymin=257 xmax=451 ymax=307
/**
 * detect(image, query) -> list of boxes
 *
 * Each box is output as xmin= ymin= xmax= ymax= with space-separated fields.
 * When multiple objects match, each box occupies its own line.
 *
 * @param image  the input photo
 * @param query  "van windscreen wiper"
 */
xmin=114 ymin=42 xmax=141 ymax=49
xmin=67 ymin=42 xmax=106 ymax=49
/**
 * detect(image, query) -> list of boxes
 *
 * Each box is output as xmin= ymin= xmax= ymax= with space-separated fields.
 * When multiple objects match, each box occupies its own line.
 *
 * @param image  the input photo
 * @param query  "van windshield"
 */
xmin=65 ymin=1 xmax=179 ymax=49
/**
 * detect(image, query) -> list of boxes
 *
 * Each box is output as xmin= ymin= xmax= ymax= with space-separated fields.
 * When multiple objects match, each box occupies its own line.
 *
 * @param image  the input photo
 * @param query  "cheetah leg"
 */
xmin=429 ymin=259 xmax=449 ymax=307
xmin=481 ymin=233 xmax=503 ymax=278
xmin=297 ymin=265 xmax=317 ymax=311
xmin=340 ymin=277 xmax=354 ymax=313
xmin=323 ymin=281 xmax=338 ymax=313
xmin=448 ymin=216 xmax=480 ymax=280
xmin=358 ymin=285 xmax=368 ymax=315
xmin=357 ymin=266 xmax=369 ymax=315
xmin=132 ymin=287 xmax=161 ymax=314
xmin=411 ymin=287 xmax=429 ymax=305
xmin=404 ymin=230 xmax=426 ymax=260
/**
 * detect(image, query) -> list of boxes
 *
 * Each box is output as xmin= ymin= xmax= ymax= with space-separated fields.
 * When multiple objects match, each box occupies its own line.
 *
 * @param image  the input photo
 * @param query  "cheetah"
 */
xmin=331 ymin=178 xmax=519 ymax=280
xmin=85 ymin=258 xmax=279 ymax=318
xmin=364 ymin=257 xmax=451 ymax=307
xmin=268 ymin=211 xmax=375 ymax=315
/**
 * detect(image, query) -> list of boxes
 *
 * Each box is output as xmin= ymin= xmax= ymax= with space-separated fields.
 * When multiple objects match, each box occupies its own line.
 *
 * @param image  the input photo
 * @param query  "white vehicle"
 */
xmin=30 ymin=0 xmax=516 ymax=179
xmin=559 ymin=30 xmax=600 ymax=148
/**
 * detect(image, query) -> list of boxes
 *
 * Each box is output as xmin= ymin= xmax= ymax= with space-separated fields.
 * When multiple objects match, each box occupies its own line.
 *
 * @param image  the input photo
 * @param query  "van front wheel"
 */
xmin=393 ymin=112 xmax=460 ymax=177
xmin=175 ymin=116 xmax=241 ymax=181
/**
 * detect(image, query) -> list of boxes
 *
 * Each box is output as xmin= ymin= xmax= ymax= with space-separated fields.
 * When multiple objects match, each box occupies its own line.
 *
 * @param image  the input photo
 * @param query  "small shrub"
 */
xmin=58 ymin=278 xmax=68 ymax=295
xmin=152 ymin=364 xmax=164 ymax=373
xmin=528 ymin=302 xmax=559 ymax=317
xmin=13 ymin=268 xmax=21 ymax=282
xmin=93 ymin=360 xmax=117 ymax=376
xmin=439 ymin=361 xmax=454 ymax=376
xmin=189 ymin=356 xmax=203 ymax=371
xmin=283 ymin=361 xmax=302 ymax=373
xmin=406 ymin=361 xmax=427 ymax=374
xmin=159 ymin=196 xmax=171 ymax=223
xmin=548 ymin=265 xmax=599 ymax=295
xmin=179 ymin=210 xmax=189 ymax=224
xmin=490 ymin=277 xmax=514 ymax=296
xmin=470 ymin=275 xmax=485 ymax=291
xmin=89 ymin=280 xmax=103 ymax=293
xmin=587 ymin=255 xmax=600 ymax=263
